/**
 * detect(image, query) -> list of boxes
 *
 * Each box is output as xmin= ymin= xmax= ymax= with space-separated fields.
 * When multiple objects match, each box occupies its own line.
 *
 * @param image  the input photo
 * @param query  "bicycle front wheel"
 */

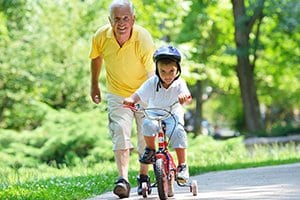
xmin=155 ymin=158 xmax=168 ymax=200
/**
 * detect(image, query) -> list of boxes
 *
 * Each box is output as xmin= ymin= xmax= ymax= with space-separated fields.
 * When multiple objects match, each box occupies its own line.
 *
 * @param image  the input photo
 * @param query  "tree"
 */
xmin=134 ymin=0 xmax=188 ymax=42
xmin=0 ymin=0 xmax=107 ymax=129
xmin=256 ymin=0 xmax=300 ymax=134
xmin=231 ymin=0 xmax=265 ymax=132
xmin=177 ymin=0 xmax=232 ymax=135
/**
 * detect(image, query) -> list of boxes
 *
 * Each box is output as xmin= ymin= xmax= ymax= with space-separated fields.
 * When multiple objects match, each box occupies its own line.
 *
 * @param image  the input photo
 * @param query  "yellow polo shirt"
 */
xmin=89 ymin=24 xmax=155 ymax=97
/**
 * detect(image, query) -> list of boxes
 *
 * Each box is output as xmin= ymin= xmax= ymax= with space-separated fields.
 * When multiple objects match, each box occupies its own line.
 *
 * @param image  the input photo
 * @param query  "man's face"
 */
xmin=109 ymin=6 xmax=135 ymax=38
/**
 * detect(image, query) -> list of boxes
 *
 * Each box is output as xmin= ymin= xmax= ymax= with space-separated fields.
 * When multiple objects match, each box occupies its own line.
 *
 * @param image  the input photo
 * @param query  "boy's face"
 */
xmin=157 ymin=61 xmax=178 ymax=85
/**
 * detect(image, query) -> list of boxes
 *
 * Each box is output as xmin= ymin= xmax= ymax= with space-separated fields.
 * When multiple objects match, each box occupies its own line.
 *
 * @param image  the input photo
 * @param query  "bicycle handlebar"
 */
xmin=123 ymin=104 xmax=174 ymax=121
xmin=123 ymin=95 xmax=192 ymax=121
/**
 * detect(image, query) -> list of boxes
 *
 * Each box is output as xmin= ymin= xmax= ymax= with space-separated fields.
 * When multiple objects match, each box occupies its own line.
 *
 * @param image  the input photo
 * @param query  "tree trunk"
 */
xmin=192 ymin=80 xmax=203 ymax=136
xmin=236 ymin=52 xmax=263 ymax=132
xmin=232 ymin=0 xmax=264 ymax=133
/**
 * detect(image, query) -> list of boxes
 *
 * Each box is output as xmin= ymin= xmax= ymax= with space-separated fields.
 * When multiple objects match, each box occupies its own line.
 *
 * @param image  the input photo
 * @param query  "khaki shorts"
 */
xmin=106 ymin=93 xmax=146 ymax=155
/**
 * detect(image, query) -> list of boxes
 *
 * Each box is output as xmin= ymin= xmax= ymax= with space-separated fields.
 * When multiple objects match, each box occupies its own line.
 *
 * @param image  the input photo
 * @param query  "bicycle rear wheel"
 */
xmin=155 ymin=158 xmax=168 ymax=200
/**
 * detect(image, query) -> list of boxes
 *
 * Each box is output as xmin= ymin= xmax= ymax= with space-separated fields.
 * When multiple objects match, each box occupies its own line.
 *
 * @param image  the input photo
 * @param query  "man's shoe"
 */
xmin=139 ymin=147 xmax=155 ymax=164
xmin=113 ymin=178 xmax=130 ymax=199
xmin=137 ymin=174 xmax=151 ymax=195
xmin=177 ymin=164 xmax=189 ymax=184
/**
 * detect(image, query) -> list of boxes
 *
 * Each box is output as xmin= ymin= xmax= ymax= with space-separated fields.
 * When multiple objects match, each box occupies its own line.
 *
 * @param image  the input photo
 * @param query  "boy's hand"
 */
xmin=178 ymin=94 xmax=192 ymax=105
xmin=123 ymin=98 xmax=135 ymax=107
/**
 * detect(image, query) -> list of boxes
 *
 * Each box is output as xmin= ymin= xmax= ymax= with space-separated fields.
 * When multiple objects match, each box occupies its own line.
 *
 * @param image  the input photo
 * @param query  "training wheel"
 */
xmin=142 ymin=182 xmax=148 ymax=198
xmin=191 ymin=180 xmax=198 ymax=196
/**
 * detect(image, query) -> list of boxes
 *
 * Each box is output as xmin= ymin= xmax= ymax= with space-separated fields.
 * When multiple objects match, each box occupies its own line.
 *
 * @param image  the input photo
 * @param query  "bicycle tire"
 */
xmin=155 ymin=158 xmax=168 ymax=200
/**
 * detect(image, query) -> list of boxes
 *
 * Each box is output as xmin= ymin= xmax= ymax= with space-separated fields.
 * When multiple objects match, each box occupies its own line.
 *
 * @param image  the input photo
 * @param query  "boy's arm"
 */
xmin=178 ymin=78 xmax=192 ymax=105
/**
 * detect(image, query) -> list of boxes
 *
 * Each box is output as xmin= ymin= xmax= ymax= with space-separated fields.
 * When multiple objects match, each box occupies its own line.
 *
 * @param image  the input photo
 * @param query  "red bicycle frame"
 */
xmin=156 ymin=124 xmax=177 ymax=177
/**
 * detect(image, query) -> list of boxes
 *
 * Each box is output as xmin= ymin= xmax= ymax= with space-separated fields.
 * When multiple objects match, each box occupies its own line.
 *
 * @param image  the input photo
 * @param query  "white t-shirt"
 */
xmin=136 ymin=76 xmax=190 ymax=124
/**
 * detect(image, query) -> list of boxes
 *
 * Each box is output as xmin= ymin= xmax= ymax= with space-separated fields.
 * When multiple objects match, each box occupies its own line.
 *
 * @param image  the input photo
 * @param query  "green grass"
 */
xmin=0 ymin=135 xmax=300 ymax=200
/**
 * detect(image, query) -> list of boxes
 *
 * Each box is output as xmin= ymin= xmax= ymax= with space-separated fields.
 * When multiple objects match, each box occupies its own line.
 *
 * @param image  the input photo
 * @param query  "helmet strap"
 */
xmin=156 ymin=80 xmax=162 ymax=92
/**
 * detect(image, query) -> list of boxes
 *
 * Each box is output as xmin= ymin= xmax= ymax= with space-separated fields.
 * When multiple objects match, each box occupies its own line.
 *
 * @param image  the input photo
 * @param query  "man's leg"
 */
xmin=106 ymin=93 xmax=134 ymax=198
xmin=112 ymin=136 xmax=132 ymax=198
xmin=115 ymin=149 xmax=130 ymax=181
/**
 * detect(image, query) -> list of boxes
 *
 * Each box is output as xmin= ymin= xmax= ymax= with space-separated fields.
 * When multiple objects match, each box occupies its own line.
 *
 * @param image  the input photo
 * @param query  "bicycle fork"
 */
xmin=155 ymin=121 xmax=176 ymax=181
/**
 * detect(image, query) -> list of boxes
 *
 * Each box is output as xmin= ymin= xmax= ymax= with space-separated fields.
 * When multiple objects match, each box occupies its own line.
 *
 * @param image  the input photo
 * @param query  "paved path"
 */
xmin=88 ymin=162 xmax=300 ymax=200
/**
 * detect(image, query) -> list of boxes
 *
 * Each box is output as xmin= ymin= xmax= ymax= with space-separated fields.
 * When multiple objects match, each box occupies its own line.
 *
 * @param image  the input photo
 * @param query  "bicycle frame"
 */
xmin=124 ymin=103 xmax=178 ymax=199
xmin=155 ymin=120 xmax=177 ymax=180
xmin=135 ymin=104 xmax=177 ymax=172
xmin=124 ymin=102 xmax=198 ymax=199
xmin=154 ymin=120 xmax=177 ymax=199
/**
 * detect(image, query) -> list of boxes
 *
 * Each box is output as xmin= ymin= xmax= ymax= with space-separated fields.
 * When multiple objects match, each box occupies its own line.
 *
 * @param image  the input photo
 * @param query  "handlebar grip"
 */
xmin=123 ymin=104 xmax=138 ymax=111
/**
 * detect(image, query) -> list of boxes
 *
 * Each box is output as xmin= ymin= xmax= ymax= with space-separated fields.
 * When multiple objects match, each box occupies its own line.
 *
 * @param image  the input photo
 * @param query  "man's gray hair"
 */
xmin=109 ymin=0 xmax=135 ymax=17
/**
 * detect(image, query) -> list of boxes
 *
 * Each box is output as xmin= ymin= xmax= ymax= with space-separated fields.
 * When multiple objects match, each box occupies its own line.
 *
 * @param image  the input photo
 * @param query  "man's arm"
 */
xmin=90 ymin=56 xmax=103 ymax=104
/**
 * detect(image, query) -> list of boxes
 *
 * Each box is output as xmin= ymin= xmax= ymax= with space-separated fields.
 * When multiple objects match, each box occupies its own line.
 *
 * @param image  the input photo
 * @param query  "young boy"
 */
xmin=123 ymin=45 xmax=191 ymax=183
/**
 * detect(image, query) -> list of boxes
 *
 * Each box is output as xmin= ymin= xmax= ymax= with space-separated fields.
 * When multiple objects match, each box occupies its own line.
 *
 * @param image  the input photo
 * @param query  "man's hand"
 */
xmin=91 ymin=85 xmax=101 ymax=104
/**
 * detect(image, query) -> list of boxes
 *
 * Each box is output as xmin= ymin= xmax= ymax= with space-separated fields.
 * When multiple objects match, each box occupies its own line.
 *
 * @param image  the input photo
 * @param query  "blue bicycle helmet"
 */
xmin=153 ymin=46 xmax=182 ymax=91
xmin=153 ymin=45 xmax=181 ymax=64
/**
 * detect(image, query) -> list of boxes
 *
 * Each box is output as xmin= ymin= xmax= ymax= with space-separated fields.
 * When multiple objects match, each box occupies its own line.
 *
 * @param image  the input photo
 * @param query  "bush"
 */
xmin=1 ymin=100 xmax=47 ymax=130
xmin=0 ymin=106 xmax=109 ymax=167
xmin=39 ymin=132 xmax=97 ymax=166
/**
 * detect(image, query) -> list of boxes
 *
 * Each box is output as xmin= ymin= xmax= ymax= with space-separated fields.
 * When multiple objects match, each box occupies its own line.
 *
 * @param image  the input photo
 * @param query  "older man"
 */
xmin=89 ymin=0 xmax=155 ymax=198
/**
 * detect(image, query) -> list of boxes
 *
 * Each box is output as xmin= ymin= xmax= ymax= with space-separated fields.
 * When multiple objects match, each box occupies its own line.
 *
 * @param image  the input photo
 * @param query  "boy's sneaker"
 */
xmin=139 ymin=147 xmax=155 ymax=164
xmin=113 ymin=178 xmax=131 ymax=199
xmin=177 ymin=164 xmax=189 ymax=184
xmin=137 ymin=174 xmax=151 ymax=195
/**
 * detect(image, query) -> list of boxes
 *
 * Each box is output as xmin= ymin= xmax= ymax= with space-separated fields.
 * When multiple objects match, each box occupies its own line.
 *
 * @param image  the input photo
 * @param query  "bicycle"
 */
xmin=124 ymin=102 xmax=198 ymax=200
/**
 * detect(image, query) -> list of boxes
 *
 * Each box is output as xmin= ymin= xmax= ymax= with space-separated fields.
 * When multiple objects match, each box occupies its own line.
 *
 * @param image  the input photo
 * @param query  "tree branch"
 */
xmin=251 ymin=12 xmax=264 ymax=71
xmin=247 ymin=0 xmax=265 ymax=32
